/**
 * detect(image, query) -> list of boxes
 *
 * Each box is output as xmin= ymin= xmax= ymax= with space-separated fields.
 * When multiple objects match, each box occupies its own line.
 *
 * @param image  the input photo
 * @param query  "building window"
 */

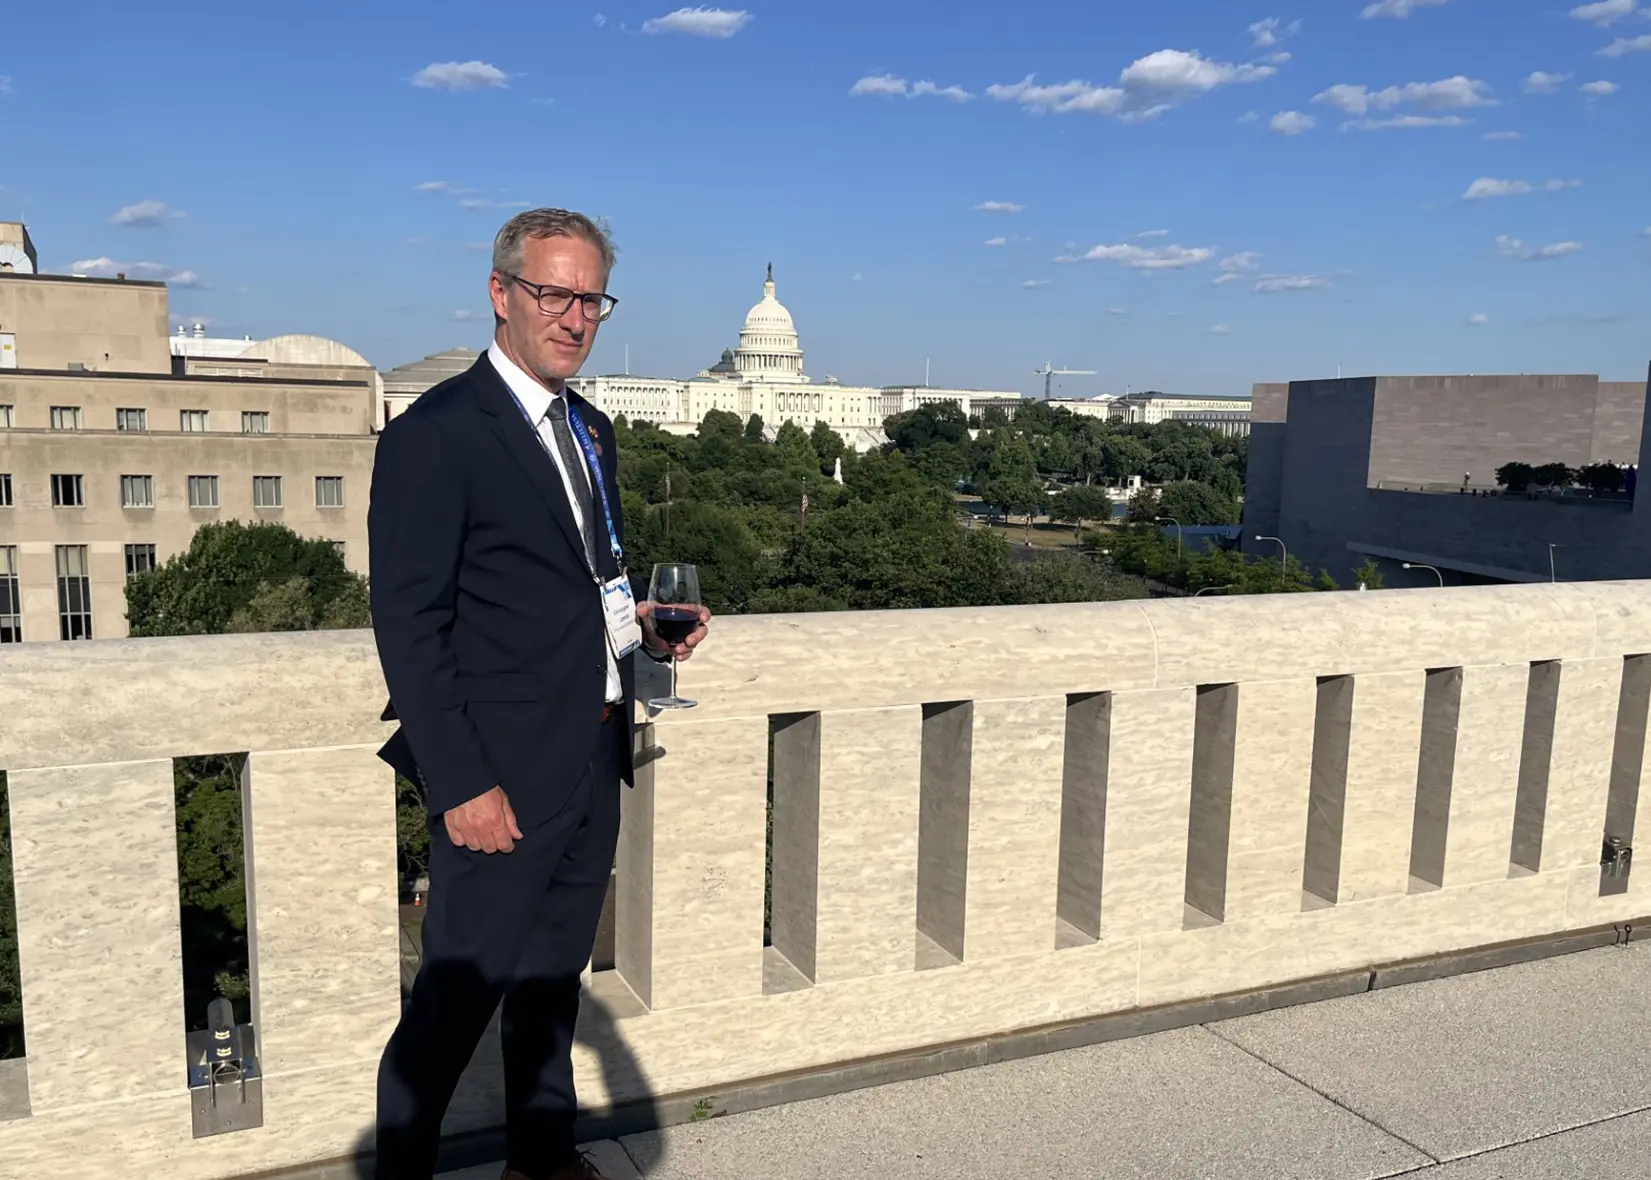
xmin=0 ymin=473 xmax=10 ymax=507
xmin=315 ymin=476 xmax=345 ymax=508
xmin=116 ymin=407 xmax=148 ymax=432
xmin=0 ymin=404 xmax=12 ymax=428
xmin=50 ymin=406 xmax=82 ymax=431
xmin=188 ymin=475 xmax=219 ymax=509
xmin=242 ymin=411 xmax=270 ymax=434
xmin=253 ymin=475 xmax=283 ymax=508
xmin=121 ymin=474 xmax=155 ymax=508
xmin=0 ymin=546 xmax=19 ymax=643
xmin=51 ymin=473 xmax=84 ymax=507
xmin=329 ymin=540 xmax=346 ymax=560
xmin=125 ymin=543 xmax=157 ymax=579
xmin=56 ymin=545 xmax=93 ymax=640
xmin=180 ymin=409 xmax=210 ymax=432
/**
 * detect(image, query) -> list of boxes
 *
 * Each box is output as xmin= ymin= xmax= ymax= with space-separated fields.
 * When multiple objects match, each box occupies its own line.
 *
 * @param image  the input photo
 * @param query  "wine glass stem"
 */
xmin=670 ymin=654 xmax=678 ymax=701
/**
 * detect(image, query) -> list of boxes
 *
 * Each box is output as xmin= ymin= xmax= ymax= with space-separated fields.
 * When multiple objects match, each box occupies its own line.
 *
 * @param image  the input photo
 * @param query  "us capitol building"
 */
xmin=384 ymin=265 xmax=1024 ymax=451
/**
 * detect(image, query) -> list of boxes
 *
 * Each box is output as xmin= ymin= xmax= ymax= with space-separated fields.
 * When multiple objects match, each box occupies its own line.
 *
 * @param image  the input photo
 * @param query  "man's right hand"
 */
xmin=444 ymin=786 xmax=524 ymax=854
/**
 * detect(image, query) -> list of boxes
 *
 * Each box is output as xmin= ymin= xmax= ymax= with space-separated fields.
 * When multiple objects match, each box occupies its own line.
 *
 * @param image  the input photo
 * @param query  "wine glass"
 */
xmin=647 ymin=563 xmax=701 ymax=710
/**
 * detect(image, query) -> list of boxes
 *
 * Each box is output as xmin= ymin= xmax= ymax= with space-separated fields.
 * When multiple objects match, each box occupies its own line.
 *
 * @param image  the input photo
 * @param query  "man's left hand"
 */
xmin=637 ymin=601 xmax=712 ymax=661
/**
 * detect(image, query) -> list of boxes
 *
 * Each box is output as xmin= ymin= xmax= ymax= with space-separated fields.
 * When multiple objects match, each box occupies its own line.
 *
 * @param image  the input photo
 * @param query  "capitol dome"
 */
xmin=734 ymin=263 xmax=805 ymax=381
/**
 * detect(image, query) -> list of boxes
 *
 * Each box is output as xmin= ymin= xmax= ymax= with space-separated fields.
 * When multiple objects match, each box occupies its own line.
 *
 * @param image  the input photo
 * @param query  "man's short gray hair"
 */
xmin=491 ymin=208 xmax=617 ymax=278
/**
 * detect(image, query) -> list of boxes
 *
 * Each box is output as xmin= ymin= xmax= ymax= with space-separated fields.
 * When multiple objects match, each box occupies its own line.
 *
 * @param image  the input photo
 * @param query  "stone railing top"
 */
xmin=2 ymin=581 xmax=1649 ymax=769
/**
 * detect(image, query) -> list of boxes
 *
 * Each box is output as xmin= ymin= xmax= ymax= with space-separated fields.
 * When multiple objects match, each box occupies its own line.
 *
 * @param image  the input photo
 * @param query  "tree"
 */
xmin=173 ymin=755 xmax=252 ymax=1028
xmin=1157 ymin=480 xmax=1240 ymax=526
xmin=743 ymin=414 xmax=766 ymax=442
xmin=1496 ymin=462 xmax=1535 ymax=492
xmin=0 ymin=773 xmax=20 ymax=1058
xmin=1576 ymin=463 xmax=1626 ymax=494
xmin=1530 ymin=462 xmax=1574 ymax=489
xmin=126 ymin=521 xmax=368 ymax=637
xmin=979 ymin=432 xmax=1046 ymax=537
xmin=699 ymin=408 xmax=743 ymax=441
xmin=1051 ymin=485 xmax=1114 ymax=536
xmin=885 ymin=402 xmax=970 ymax=453
xmin=1352 ymin=557 xmax=1386 ymax=589
xmin=809 ymin=421 xmax=847 ymax=473
xmin=774 ymin=421 xmax=817 ymax=469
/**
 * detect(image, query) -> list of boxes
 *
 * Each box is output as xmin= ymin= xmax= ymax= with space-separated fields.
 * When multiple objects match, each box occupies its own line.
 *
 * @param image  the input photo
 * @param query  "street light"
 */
xmin=1254 ymin=534 xmax=1287 ymax=577
xmin=1402 ymin=562 xmax=1444 ymax=587
xmin=1195 ymin=584 xmax=1236 ymax=596
xmin=1156 ymin=516 xmax=1184 ymax=561
xmin=1548 ymin=543 xmax=1560 ymax=583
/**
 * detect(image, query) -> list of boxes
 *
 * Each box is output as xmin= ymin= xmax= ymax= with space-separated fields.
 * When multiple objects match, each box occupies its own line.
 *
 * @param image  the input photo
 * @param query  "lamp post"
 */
xmin=1254 ymin=534 xmax=1287 ymax=578
xmin=1548 ymin=543 xmax=1560 ymax=583
xmin=1195 ymin=584 xmax=1236 ymax=596
xmin=1156 ymin=516 xmax=1183 ymax=561
xmin=1402 ymin=562 xmax=1444 ymax=587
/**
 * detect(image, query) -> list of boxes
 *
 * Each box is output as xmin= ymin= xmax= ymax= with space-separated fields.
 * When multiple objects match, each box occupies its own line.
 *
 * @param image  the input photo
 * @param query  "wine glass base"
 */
xmin=647 ymin=696 xmax=699 ymax=711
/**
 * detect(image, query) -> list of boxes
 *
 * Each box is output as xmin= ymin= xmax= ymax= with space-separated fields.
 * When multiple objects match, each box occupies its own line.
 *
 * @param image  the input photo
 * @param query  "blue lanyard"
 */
xmin=506 ymin=387 xmax=626 ymax=578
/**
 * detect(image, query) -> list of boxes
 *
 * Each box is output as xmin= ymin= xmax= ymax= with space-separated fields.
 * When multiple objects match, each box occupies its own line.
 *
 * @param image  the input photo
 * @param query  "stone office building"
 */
xmin=0 ymin=222 xmax=378 ymax=643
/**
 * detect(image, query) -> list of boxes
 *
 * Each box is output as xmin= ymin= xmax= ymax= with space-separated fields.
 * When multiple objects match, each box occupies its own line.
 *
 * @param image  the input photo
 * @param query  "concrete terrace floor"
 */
xmin=441 ymin=938 xmax=1651 ymax=1180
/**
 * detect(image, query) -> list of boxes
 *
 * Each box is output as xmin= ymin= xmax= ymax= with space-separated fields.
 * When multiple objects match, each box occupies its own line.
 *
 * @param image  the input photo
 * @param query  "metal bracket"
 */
xmin=186 ymin=999 xmax=263 ymax=1138
xmin=1602 ymin=836 xmax=1634 ymax=881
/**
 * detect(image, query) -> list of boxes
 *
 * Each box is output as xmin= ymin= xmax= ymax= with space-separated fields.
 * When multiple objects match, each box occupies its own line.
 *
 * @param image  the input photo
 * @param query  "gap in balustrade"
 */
xmin=173 ymin=753 xmax=252 ymax=1033
xmin=0 ymin=770 xmax=24 ymax=1124
xmin=1302 ymin=675 xmax=1354 ymax=910
xmin=1409 ymin=667 xmax=1464 ymax=894
xmin=1510 ymin=661 xmax=1562 ymax=877
xmin=765 ymin=712 xmax=819 ymax=996
xmin=1185 ymin=684 xmax=1238 ymax=929
xmin=1600 ymin=654 xmax=1650 ymax=897
xmin=916 ymin=701 xmax=971 ymax=970
xmin=1055 ymin=692 xmax=1110 ymax=948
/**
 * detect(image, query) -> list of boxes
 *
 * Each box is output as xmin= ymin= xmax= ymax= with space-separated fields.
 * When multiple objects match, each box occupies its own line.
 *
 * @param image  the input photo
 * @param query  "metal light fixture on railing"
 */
xmin=187 ymin=994 xmax=263 ymax=1138
xmin=1402 ymin=562 xmax=1445 ymax=587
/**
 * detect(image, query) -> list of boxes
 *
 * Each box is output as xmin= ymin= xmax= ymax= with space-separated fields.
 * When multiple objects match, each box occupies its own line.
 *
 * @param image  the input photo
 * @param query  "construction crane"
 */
xmin=1034 ymin=362 xmax=1098 ymax=400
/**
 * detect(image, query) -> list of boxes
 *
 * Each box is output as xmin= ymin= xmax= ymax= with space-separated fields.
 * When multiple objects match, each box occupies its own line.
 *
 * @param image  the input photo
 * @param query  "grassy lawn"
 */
xmin=970 ymin=519 xmax=1088 ymax=548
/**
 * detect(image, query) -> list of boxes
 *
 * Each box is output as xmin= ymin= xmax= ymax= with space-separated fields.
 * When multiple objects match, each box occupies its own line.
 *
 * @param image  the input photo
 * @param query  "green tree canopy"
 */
xmin=743 ymin=413 xmax=766 ymax=441
xmin=125 ymin=521 xmax=369 ymax=637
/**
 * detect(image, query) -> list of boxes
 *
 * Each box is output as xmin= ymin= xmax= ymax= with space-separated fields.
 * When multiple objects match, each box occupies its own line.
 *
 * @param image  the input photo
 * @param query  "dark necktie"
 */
xmin=546 ymin=397 xmax=600 ymax=575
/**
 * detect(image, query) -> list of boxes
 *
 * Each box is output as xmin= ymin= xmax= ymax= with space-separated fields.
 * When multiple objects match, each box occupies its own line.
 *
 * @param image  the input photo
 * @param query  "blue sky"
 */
xmin=2 ymin=0 xmax=1647 ymax=397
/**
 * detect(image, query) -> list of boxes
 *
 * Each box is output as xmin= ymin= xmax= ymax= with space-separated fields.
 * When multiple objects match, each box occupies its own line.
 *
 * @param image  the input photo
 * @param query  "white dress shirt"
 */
xmin=489 ymin=343 xmax=623 ymax=703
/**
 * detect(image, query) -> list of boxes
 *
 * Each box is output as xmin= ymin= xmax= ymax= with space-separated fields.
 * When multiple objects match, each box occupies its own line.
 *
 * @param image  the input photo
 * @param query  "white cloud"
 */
xmin=851 ymin=74 xmax=906 ymax=97
xmin=412 ymin=61 xmax=510 ymax=91
xmin=852 ymin=272 xmax=863 ymax=281
xmin=1580 ymin=80 xmax=1621 ymax=97
xmin=1483 ymin=130 xmax=1524 ymax=140
xmin=1523 ymin=70 xmax=1571 ymax=93
xmin=987 ymin=47 xmax=1276 ymax=122
xmin=1248 ymin=17 xmax=1302 ymax=47
xmin=458 ymin=196 xmax=531 ymax=210
xmin=1136 ymin=229 xmax=1171 ymax=238
xmin=1600 ymin=34 xmax=1651 ymax=56
xmin=169 ymin=314 xmax=219 ymax=330
xmin=1238 ymin=110 xmax=1262 ymax=124
xmin=1468 ymin=313 xmax=1490 ymax=325
xmin=1362 ymin=0 xmax=1450 ymax=17
xmin=1270 ymin=109 xmax=1315 ymax=134
xmin=1570 ymin=0 xmax=1637 ymax=26
xmin=451 ymin=309 xmax=489 ymax=321
xmin=1314 ymin=76 xmax=1493 ymax=115
xmin=1081 ymin=243 xmax=1217 ymax=269
xmin=1213 ymin=252 xmax=1265 ymax=283
xmin=1254 ymin=274 xmax=1330 ymax=292
xmin=642 ymin=6 xmax=751 ymax=37
xmin=1269 ymin=52 xmax=1293 ymax=65
xmin=70 ymin=257 xmax=203 ymax=287
xmin=984 ymin=237 xmax=1007 ymax=247
xmin=1023 ymin=279 xmax=1052 ymax=289
xmin=1107 ymin=307 xmax=1128 ymax=315
xmin=593 ymin=13 xmax=608 ymax=26
xmin=0 ymin=77 xmax=12 ymax=95
xmin=1496 ymin=235 xmax=1583 ymax=260
xmin=1209 ymin=323 xmax=1234 ymax=335
xmin=1464 ymin=177 xmax=1534 ymax=200
xmin=1545 ymin=177 xmax=1583 ymax=190
xmin=112 ymin=200 xmax=182 ymax=227
xmin=1642 ymin=227 xmax=1651 ymax=237
xmin=975 ymin=200 xmax=1024 ymax=213
xmin=911 ymin=80 xmax=973 ymax=102
xmin=1345 ymin=114 xmax=1469 ymax=130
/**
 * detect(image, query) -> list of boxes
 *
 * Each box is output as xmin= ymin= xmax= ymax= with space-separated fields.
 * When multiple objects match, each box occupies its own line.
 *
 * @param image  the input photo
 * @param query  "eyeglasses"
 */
xmin=505 ymin=274 xmax=618 ymax=322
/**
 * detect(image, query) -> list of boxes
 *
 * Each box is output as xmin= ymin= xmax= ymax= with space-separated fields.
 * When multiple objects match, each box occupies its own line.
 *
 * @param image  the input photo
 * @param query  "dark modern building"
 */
xmin=1243 ymin=369 xmax=1651 ymax=587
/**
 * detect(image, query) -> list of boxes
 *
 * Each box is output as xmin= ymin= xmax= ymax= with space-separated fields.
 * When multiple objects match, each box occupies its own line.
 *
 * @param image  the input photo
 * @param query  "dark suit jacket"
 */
xmin=369 ymin=353 xmax=638 ymax=827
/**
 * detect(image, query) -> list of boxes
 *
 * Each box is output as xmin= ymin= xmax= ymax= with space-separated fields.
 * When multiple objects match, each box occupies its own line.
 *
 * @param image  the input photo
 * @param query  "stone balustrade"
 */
xmin=1 ymin=582 xmax=1648 ymax=1178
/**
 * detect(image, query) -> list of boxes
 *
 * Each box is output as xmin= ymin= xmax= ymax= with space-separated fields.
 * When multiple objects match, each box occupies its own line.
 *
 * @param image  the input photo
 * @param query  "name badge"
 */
xmin=602 ymin=575 xmax=644 ymax=660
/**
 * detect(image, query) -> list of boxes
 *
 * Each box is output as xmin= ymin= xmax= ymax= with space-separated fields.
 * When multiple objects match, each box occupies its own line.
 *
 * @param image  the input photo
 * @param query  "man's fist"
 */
xmin=444 ymin=786 xmax=524 ymax=854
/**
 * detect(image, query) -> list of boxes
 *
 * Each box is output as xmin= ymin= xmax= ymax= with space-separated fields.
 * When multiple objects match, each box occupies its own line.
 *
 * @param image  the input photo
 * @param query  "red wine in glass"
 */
xmin=647 ymin=563 xmax=700 ymax=710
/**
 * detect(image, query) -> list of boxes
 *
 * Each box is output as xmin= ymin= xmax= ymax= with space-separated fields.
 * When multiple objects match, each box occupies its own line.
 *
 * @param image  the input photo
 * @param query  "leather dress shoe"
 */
xmin=502 ymin=1155 xmax=612 ymax=1180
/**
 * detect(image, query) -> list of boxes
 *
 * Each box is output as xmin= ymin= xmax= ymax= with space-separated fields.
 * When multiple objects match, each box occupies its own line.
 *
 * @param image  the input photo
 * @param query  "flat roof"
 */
xmin=4 ymin=366 xmax=369 ymax=388
xmin=0 ymin=270 xmax=167 ymax=290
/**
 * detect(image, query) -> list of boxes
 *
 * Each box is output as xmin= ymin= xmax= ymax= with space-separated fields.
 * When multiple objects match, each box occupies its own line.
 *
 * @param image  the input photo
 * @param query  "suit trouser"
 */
xmin=376 ymin=715 xmax=625 ymax=1179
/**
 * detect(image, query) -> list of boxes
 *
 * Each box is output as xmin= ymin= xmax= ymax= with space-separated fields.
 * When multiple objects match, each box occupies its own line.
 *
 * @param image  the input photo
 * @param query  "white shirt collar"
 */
xmin=488 ymin=342 xmax=563 ymax=423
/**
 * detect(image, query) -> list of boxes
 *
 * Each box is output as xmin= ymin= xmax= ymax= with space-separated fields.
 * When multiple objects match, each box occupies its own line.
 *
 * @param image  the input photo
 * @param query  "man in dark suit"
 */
xmin=369 ymin=208 xmax=709 ymax=1180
